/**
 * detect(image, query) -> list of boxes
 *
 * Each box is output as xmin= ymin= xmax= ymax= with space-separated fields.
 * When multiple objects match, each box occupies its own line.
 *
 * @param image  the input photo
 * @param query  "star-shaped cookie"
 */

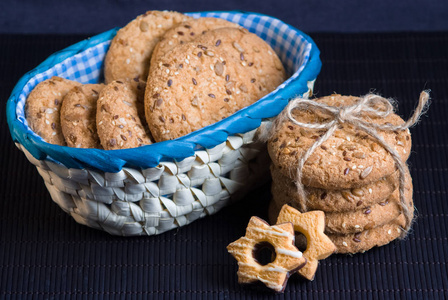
xmin=227 ymin=216 xmax=307 ymax=292
xmin=276 ymin=205 xmax=336 ymax=280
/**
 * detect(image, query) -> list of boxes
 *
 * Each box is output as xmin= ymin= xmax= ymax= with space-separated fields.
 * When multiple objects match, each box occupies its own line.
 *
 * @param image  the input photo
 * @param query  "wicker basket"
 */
xmin=6 ymin=11 xmax=321 ymax=236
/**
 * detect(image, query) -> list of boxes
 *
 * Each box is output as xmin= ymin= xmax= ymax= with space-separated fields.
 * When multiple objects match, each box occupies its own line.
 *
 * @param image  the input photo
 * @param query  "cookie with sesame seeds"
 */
xmin=328 ymin=213 xmax=410 ymax=254
xmin=104 ymin=11 xmax=191 ymax=83
xmin=271 ymin=172 xmax=413 ymax=234
xmin=25 ymin=76 xmax=81 ymax=145
xmin=60 ymin=84 xmax=104 ymax=148
xmin=325 ymin=169 xmax=413 ymax=234
xmin=268 ymin=94 xmax=412 ymax=189
xmin=145 ymin=42 xmax=252 ymax=141
xmin=271 ymin=165 xmax=414 ymax=236
xmin=269 ymin=201 xmax=412 ymax=254
xmin=97 ymin=78 xmax=153 ymax=150
xmin=324 ymin=185 xmax=412 ymax=234
xmin=192 ymin=27 xmax=287 ymax=99
xmin=150 ymin=17 xmax=240 ymax=67
xmin=145 ymin=28 xmax=286 ymax=141
xmin=270 ymin=164 xmax=399 ymax=213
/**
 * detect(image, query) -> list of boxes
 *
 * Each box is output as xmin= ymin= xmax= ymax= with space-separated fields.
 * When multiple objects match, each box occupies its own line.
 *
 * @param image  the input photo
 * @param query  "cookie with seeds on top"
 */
xmin=324 ymin=186 xmax=412 ymax=234
xmin=145 ymin=27 xmax=286 ymax=141
xmin=104 ymin=11 xmax=191 ymax=83
xmin=97 ymin=78 xmax=152 ymax=149
xmin=193 ymin=27 xmax=287 ymax=99
xmin=150 ymin=17 xmax=240 ymax=67
xmin=270 ymin=164 xmax=399 ymax=213
xmin=268 ymin=94 xmax=412 ymax=189
xmin=271 ymin=165 xmax=413 ymax=234
xmin=271 ymin=185 xmax=406 ymax=235
xmin=270 ymin=202 xmax=413 ymax=254
xmin=325 ymin=169 xmax=412 ymax=234
xmin=328 ymin=213 xmax=410 ymax=254
xmin=61 ymin=84 xmax=104 ymax=148
xmin=144 ymin=41 xmax=251 ymax=141
xmin=25 ymin=76 xmax=81 ymax=145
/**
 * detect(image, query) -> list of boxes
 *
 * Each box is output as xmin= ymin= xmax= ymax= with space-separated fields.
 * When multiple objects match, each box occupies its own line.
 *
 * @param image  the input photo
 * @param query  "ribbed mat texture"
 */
xmin=1 ymin=33 xmax=447 ymax=299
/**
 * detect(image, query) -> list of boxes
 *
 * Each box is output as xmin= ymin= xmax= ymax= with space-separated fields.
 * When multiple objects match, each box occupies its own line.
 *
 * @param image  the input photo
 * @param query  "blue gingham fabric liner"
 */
xmin=7 ymin=11 xmax=321 ymax=172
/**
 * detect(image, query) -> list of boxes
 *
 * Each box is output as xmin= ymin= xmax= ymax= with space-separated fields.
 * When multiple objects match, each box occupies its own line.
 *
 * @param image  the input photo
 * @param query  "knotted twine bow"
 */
xmin=281 ymin=91 xmax=430 ymax=234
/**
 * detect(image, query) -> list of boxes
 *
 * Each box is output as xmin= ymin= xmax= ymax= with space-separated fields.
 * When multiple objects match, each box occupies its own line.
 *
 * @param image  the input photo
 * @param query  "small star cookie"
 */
xmin=276 ymin=205 xmax=336 ymax=280
xmin=227 ymin=216 xmax=306 ymax=292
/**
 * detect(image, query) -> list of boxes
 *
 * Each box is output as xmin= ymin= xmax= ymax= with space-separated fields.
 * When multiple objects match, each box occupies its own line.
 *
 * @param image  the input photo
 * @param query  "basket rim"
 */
xmin=6 ymin=10 xmax=321 ymax=173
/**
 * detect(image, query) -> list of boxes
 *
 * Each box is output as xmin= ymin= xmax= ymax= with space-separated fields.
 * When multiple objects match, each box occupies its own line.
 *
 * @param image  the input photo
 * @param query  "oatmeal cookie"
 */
xmin=25 ymin=76 xmax=81 ymax=145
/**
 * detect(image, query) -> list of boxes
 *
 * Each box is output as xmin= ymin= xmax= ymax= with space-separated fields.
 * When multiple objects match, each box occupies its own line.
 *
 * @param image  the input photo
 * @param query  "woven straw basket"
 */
xmin=7 ymin=11 xmax=321 ymax=236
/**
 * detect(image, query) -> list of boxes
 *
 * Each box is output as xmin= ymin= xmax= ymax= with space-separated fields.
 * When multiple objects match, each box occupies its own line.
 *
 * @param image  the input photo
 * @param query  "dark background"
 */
xmin=1 ymin=1 xmax=448 ymax=299
xmin=0 ymin=0 xmax=447 ymax=34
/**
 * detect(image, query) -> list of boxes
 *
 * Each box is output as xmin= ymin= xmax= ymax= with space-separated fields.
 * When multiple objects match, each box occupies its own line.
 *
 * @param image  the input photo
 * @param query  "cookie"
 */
xmin=268 ymin=94 xmax=412 ymax=189
xmin=275 ymin=205 xmax=336 ymax=281
xmin=104 ymin=11 xmax=191 ymax=83
xmin=227 ymin=216 xmax=306 ymax=292
xmin=269 ymin=200 xmax=309 ymax=245
xmin=60 ymin=84 xmax=104 ymax=148
xmin=271 ymin=202 xmax=412 ymax=254
xmin=25 ymin=76 xmax=81 ymax=145
xmin=145 ymin=27 xmax=286 ymax=141
xmin=150 ymin=17 xmax=240 ymax=66
xmin=270 ymin=166 xmax=414 ymax=234
xmin=97 ymin=78 xmax=152 ymax=149
xmin=193 ymin=27 xmax=287 ymax=98
xmin=270 ymin=164 xmax=399 ymax=213
xmin=305 ymin=172 xmax=399 ymax=213
xmin=328 ymin=214 xmax=408 ymax=254
xmin=324 ymin=182 xmax=413 ymax=234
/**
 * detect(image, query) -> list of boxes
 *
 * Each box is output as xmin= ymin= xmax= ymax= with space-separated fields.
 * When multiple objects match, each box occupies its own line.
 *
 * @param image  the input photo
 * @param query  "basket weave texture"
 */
xmin=7 ymin=11 xmax=321 ymax=236
xmin=18 ymin=125 xmax=275 ymax=236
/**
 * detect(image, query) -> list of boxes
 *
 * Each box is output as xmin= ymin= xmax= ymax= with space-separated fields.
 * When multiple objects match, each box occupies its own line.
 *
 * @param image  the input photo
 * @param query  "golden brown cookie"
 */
xmin=275 ymin=205 xmax=336 ymax=281
xmin=97 ymin=78 xmax=152 ymax=149
xmin=270 ymin=203 xmax=412 ymax=254
xmin=271 ymin=163 xmax=414 ymax=233
xmin=268 ymin=94 xmax=412 ymax=189
xmin=270 ymin=164 xmax=399 ymax=213
xmin=227 ymin=216 xmax=306 ymax=292
xmin=25 ymin=76 xmax=81 ymax=145
xmin=268 ymin=201 xmax=310 ymax=254
xmin=193 ymin=27 xmax=287 ymax=98
xmin=104 ymin=11 xmax=191 ymax=83
xmin=324 ymin=184 xmax=412 ymax=234
xmin=150 ymin=17 xmax=240 ymax=66
xmin=145 ymin=27 xmax=286 ymax=141
xmin=271 ymin=169 xmax=413 ymax=234
xmin=328 ymin=214 xmax=408 ymax=254
xmin=61 ymin=84 xmax=104 ymax=148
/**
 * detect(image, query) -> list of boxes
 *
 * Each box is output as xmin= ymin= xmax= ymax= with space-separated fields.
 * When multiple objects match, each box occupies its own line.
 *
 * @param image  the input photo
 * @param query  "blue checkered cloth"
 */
xmin=7 ymin=11 xmax=321 ymax=172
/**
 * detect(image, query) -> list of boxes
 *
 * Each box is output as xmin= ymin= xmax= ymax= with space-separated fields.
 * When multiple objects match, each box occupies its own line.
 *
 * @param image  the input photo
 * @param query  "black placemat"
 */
xmin=1 ymin=33 xmax=447 ymax=299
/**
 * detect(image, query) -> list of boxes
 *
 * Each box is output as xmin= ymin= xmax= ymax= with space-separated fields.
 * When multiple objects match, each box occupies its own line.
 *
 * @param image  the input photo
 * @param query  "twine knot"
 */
xmin=282 ymin=91 xmax=430 ymax=235
xmin=335 ymin=108 xmax=351 ymax=124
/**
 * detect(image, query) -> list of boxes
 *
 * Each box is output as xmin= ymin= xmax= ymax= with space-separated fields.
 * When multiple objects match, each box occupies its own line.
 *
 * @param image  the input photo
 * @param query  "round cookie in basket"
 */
xmin=6 ymin=11 xmax=321 ymax=236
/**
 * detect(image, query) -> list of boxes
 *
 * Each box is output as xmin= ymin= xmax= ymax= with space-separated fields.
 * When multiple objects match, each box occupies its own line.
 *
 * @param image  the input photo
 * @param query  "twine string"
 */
xmin=284 ymin=91 xmax=430 ymax=233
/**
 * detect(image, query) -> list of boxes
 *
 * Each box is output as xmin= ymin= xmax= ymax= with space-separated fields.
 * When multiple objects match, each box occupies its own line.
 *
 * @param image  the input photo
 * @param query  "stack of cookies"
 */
xmin=25 ymin=11 xmax=286 ymax=149
xmin=267 ymin=94 xmax=414 ymax=254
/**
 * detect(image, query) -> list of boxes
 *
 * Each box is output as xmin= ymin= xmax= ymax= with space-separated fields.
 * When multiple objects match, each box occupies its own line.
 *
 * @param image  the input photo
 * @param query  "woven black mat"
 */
xmin=1 ymin=33 xmax=447 ymax=299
